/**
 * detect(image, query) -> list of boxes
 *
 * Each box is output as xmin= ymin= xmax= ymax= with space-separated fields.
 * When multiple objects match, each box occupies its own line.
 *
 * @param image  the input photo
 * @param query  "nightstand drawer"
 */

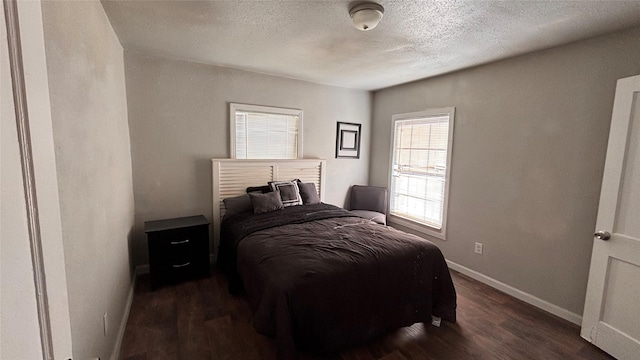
xmin=154 ymin=258 xmax=197 ymax=286
xmin=152 ymin=227 xmax=202 ymax=261
xmin=145 ymin=215 xmax=211 ymax=289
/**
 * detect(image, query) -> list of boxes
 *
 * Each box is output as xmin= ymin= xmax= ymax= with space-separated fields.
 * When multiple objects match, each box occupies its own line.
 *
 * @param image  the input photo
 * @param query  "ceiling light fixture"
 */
xmin=349 ymin=2 xmax=384 ymax=31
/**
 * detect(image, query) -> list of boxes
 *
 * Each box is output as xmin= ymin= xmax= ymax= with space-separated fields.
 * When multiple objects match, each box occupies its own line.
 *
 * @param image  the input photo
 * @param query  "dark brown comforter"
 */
xmin=219 ymin=204 xmax=456 ymax=359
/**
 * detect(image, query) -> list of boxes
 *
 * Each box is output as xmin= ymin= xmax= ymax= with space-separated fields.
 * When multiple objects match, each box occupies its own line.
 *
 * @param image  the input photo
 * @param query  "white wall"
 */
xmin=124 ymin=51 xmax=372 ymax=267
xmin=41 ymin=1 xmax=134 ymax=359
xmin=370 ymin=26 xmax=640 ymax=317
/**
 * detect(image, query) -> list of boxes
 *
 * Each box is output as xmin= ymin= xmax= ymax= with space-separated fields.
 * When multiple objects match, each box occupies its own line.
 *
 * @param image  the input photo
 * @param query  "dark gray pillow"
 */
xmin=269 ymin=180 xmax=302 ymax=207
xmin=246 ymin=185 xmax=271 ymax=194
xmin=250 ymin=191 xmax=284 ymax=214
xmin=297 ymin=181 xmax=321 ymax=205
xmin=223 ymin=194 xmax=252 ymax=217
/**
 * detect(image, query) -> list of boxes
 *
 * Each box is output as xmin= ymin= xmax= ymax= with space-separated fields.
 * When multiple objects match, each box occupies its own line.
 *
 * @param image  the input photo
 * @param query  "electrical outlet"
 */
xmin=103 ymin=311 xmax=108 ymax=336
xmin=474 ymin=242 xmax=483 ymax=254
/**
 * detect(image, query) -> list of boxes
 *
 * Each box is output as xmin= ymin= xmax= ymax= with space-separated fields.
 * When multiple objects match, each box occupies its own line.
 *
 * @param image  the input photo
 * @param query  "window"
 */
xmin=389 ymin=108 xmax=454 ymax=239
xmin=230 ymin=103 xmax=303 ymax=159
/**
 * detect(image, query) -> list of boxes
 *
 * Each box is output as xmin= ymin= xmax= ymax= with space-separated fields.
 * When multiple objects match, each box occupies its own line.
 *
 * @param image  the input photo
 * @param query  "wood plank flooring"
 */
xmin=119 ymin=269 xmax=613 ymax=360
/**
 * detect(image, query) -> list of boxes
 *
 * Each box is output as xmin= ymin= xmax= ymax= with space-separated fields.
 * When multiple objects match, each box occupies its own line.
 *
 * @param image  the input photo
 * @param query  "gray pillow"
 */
xmin=297 ymin=181 xmax=321 ymax=205
xmin=269 ymin=180 xmax=303 ymax=207
xmin=245 ymin=185 xmax=271 ymax=194
xmin=250 ymin=191 xmax=284 ymax=214
xmin=223 ymin=194 xmax=252 ymax=217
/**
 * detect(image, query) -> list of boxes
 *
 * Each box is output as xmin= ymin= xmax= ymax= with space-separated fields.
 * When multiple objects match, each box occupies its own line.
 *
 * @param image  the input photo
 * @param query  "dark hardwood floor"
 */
xmin=119 ymin=269 xmax=613 ymax=360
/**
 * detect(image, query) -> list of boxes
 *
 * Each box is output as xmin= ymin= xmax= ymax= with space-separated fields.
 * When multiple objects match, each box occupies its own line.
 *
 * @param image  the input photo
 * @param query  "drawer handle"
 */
xmin=170 ymin=239 xmax=190 ymax=245
xmin=172 ymin=262 xmax=191 ymax=268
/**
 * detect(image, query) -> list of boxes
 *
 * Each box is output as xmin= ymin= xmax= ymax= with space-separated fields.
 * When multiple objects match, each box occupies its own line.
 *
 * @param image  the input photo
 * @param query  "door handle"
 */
xmin=594 ymin=231 xmax=611 ymax=241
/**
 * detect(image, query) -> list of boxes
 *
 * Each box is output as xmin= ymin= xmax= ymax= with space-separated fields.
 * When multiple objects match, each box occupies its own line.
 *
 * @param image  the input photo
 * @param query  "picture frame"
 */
xmin=335 ymin=122 xmax=361 ymax=159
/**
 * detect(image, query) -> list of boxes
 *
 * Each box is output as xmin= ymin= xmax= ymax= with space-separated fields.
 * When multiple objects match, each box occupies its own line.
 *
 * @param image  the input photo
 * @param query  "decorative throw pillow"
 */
xmin=246 ymin=185 xmax=271 ymax=194
xmin=269 ymin=180 xmax=303 ymax=207
xmin=222 ymin=194 xmax=253 ymax=217
xmin=249 ymin=191 xmax=284 ymax=214
xmin=296 ymin=181 xmax=321 ymax=205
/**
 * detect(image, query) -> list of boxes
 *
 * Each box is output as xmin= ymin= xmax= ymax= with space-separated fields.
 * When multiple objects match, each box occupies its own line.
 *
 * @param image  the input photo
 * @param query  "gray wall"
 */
xmin=370 ymin=27 xmax=640 ymax=316
xmin=42 ymin=1 xmax=135 ymax=359
xmin=124 ymin=51 xmax=371 ymax=267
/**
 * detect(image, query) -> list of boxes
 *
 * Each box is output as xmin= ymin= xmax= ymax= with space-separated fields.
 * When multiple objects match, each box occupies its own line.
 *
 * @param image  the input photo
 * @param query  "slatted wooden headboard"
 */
xmin=211 ymin=159 xmax=326 ymax=259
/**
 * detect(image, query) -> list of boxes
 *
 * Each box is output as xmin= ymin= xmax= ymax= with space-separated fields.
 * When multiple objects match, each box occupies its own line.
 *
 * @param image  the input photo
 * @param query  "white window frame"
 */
xmin=230 ymin=103 xmax=303 ymax=159
xmin=388 ymin=107 xmax=455 ymax=240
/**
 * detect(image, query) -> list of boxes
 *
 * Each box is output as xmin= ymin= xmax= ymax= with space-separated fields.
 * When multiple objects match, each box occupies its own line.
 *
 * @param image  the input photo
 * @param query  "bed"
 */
xmin=211 ymin=159 xmax=457 ymax=359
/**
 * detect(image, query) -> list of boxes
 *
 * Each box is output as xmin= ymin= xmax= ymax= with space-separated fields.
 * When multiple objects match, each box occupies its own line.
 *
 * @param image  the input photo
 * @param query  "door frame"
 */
xmin=3 ymin=1 xmax=73 ymax=358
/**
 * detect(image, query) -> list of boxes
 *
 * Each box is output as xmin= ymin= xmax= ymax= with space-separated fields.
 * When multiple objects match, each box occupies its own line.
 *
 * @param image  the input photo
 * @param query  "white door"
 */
xmin=581 ymin=75 xmax=640 ymax=359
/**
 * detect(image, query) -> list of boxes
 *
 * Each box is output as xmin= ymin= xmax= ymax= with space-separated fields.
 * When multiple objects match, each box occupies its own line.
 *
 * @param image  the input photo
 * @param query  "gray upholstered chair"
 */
xmin=349 ymin=185 xmax=388 ymax=225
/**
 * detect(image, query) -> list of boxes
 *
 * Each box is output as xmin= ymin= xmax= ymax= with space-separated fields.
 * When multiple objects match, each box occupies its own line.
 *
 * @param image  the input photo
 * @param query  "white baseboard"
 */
xmin=109 ymin=266 xmax=144 ymax=360
xmin=446 ymin=260 xmax=582 ymax=325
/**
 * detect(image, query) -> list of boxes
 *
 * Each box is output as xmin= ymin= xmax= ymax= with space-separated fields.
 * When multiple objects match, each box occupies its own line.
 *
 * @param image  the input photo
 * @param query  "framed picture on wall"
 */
xmin=335 ymin=122 xmax=361 ymax=159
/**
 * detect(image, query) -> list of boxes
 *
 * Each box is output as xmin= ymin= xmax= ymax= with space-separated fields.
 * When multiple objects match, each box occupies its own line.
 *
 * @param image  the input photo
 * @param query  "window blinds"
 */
xmin=391 ymin=115 xmax=450 ymax=229
xmin=235 ymin=111 xmax=299 ymax=159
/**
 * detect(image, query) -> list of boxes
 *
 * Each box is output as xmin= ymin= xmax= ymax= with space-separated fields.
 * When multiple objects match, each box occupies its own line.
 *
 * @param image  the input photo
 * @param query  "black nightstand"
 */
xmin=144 ymin=215 xmax=211 ymax=289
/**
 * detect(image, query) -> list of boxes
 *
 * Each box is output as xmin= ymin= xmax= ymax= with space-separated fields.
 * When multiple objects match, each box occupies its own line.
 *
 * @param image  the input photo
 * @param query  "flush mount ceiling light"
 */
xmin=349 ymin=2 xmax=384 ymax=31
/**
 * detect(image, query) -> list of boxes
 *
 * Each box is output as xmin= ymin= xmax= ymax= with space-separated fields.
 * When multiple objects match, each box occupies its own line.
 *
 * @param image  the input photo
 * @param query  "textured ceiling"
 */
xmin=101 ymin=0 xmax=640 ymax=90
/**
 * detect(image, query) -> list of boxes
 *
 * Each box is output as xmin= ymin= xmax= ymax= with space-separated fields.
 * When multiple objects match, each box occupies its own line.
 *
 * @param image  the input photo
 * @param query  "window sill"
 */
xmin=388 ymin=215 xmax=446 ymax=241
